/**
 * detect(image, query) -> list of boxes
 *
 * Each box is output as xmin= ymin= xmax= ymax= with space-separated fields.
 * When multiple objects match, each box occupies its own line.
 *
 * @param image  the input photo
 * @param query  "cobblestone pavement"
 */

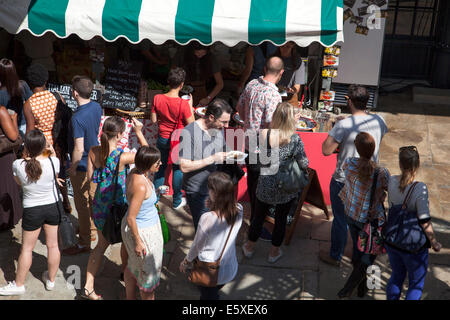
xmin=0 ymin=90 xmax=449 ymax=300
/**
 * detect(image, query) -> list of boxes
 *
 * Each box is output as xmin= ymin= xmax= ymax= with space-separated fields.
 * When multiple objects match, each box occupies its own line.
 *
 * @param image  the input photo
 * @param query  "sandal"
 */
xmin=80 ymin=288 xmax=103 ymax=300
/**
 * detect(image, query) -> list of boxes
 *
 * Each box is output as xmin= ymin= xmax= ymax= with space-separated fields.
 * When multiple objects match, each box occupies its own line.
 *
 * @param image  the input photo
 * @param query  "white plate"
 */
xmin=226 ymin=151 xmax=248 ymax=161
xmin=195 ymin=107 xmax=207 ymax=117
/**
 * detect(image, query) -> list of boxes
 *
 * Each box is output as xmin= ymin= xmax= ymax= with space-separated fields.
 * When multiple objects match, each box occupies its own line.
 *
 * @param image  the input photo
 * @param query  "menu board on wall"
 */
xmin=47 ymin=83 xmax=102 ymax=111
xmin=102 ymin=61 xmax=141 ymax=111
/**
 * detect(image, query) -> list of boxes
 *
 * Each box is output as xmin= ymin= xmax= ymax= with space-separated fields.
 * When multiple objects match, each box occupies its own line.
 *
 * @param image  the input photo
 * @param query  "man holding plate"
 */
xmin=178 ymin=98 xmax=232 ymax=231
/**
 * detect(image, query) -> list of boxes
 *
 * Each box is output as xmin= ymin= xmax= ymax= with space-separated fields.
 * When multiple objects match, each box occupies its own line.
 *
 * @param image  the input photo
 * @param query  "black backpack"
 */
xmin=51 ymin=92 xmax=73 ymax=158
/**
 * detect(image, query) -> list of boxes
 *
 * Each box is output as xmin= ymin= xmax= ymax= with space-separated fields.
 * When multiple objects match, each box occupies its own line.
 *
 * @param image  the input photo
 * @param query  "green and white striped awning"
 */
xmin=0 ymin=0 xmax=343 ymax=47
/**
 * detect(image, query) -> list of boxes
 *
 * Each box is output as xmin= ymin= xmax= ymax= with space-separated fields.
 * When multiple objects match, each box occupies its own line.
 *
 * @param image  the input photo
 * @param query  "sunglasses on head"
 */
xmin=399 ymin=146 xmax=417 ymax=152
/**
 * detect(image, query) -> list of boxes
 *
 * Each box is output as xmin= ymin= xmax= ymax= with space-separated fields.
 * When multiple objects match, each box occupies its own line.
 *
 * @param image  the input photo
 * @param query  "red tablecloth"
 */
xmin=146 ymin=128 xmax=336 ymax=206
xmin=234 ymin=132 xmax=336 ymax=205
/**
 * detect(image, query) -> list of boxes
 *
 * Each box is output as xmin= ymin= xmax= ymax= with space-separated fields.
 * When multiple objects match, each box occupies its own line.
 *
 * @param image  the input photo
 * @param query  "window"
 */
xmin=386 ymin=0 xmax=439 ymax=38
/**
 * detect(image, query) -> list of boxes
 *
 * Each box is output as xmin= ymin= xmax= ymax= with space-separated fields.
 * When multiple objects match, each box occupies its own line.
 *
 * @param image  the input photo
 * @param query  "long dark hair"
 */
xmin=23 ymin=129 xmax=47 ymax=183
xmin=207 ymin=172 xmax=238 ymax=225
xmin=399 ymin=146 xmax=420 ymax=192
xmin=354 ymin=132 xmax=376 ymax=182
xmin=100 ymin=116 xmax=126 ymax=167
xmin=0 ymin=58 xmax=22 ymax=109
xmin=183 ymin=42 xmax=213 ymax=82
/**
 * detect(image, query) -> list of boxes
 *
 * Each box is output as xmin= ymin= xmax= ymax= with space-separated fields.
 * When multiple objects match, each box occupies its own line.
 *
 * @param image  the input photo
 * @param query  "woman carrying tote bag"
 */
xmin=384 ymin=146 xmax=441 ymax=300
xmin=81 ymin=116 xmax=148 ymax=300
xmin=179 ymin=172 xmax=243 ymax=300
xmin=336 ymin=132 xmax=389 ymax=299
xmin=242 ymin=102 xmax=308 ymax=263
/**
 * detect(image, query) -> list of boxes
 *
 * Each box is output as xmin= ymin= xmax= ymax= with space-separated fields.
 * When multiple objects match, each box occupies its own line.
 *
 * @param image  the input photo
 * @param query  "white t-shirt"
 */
xmin=12 ymin=157 xmax=61 ymax=208
xmin=329 ymin=113 xmax=388 ymax=183
xmin=186 ymin=204 xmax=243 ymax=285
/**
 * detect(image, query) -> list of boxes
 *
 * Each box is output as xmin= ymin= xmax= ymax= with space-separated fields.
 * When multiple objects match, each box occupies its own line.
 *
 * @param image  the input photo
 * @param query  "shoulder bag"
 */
xmin=188 ymin=219 xmax=235 ymax=287
xmin=0 ymin=125 xmax=23 ymax=156
xmin=357 ymin=169 xmax=386 ymax=255
xmin=382 ymin=182 xmax=428 ymax=253
xmin=49 ymin=157 xmax=78 ymax=250
xmin=271 ymin=130 xmax=309 ymax=193
xmin=102 ymin=152 xmax=128 ymax=244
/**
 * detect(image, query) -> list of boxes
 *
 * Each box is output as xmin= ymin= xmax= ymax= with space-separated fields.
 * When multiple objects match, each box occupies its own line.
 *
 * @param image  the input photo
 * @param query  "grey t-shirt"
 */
xmin=388 ymin=176 xmax=431 ymax=221
xmin=179 ymin=121 xmax=228 ymax=195
xmin=329 ymin=113 xmax=388 ymax=183
xmin=279 ymin=58 xmax=306 ymax=88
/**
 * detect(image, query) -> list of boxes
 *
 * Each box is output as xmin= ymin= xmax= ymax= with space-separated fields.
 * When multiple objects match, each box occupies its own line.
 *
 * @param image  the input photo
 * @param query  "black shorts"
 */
xmin=22 ymin=202 xmax=62 ymax=231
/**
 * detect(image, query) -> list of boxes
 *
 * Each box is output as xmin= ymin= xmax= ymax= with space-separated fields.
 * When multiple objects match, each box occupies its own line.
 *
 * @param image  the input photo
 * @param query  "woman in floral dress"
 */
xmin=81 ymin=116 xmax=148 ymax=300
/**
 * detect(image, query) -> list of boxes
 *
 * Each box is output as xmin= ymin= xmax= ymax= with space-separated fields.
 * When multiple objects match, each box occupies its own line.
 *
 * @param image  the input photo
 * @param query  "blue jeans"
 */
xmin=329 ymin=178 xmax=348 ymax=261
xmin=199 ymin=284 xmax=224 ymax=300
xmin=385 ymin=244 xmax=429 ymax=300
xmin=185 ymin=193 xmax=209 ymax=231
xmin=154 ymin=136 xmax=183 ymax=207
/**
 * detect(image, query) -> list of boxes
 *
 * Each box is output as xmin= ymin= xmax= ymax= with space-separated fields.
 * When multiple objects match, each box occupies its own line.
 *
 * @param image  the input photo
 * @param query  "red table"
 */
xmin=156 ymin=129 xmax=336 ymax=206
xmin=234 ymin=131 xmax=336 ymax=205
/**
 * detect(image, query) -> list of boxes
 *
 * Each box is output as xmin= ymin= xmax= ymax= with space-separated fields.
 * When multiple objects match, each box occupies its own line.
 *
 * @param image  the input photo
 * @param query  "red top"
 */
xmin=151 ymin=94 xmax=192 ymax=139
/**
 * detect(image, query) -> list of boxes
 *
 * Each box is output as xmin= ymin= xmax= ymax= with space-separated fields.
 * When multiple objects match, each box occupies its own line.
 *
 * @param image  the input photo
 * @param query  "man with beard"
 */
xmin=178 ymin=98 xmax=231 ymax=230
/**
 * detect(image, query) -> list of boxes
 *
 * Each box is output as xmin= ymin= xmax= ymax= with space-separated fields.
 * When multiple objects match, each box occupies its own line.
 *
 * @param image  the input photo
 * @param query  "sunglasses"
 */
xmin=399 ymin=146 xmax=417 ymax=152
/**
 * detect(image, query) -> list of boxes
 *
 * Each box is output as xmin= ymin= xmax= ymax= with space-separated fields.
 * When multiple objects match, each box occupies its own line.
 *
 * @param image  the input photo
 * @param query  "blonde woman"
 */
xmin=242 ymin=102 xmax=308 ymax=263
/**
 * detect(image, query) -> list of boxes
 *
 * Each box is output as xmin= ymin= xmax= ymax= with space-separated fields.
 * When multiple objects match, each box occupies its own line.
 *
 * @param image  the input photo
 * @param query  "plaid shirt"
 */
xmin=339 ymin=158 xmax=389 ymax=224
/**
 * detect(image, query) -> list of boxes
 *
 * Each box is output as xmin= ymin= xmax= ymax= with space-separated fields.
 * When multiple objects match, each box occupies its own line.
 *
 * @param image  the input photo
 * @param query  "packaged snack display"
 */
xmin=320 ymin=90 xmax=336 ymax=101
xmin=323 ymin=55 xmax=339 ymax=67
xmin=322 ymin=68 xmax=338 ymax=78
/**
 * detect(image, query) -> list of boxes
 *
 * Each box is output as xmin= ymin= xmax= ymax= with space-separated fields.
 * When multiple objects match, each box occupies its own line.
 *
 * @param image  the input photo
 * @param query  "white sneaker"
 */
xmin=173 ymin=197 xmax=187 ymax=210
xmin=42 ymin=271 xmax=55 ymax=291
xmin=0 ymin=281 xmax=25 ymax=296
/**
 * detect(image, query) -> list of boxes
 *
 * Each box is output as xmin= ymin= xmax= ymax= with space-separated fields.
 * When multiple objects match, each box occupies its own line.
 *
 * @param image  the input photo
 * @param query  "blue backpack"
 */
xmin=382 ymin=182 xmax=428 ymax=253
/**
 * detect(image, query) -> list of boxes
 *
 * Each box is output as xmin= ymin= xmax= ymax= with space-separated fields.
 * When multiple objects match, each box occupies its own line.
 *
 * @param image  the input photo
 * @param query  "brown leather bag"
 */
xmin=0 ymin=126 xmax=23 ymax=155
xmin=188 ymin=220 xmax=235 ymax=287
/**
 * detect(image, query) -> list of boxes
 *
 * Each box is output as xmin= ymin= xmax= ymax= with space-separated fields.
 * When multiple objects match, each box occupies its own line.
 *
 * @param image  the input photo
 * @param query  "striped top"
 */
xmin=1 ymin=0 xmax=344 ymax=47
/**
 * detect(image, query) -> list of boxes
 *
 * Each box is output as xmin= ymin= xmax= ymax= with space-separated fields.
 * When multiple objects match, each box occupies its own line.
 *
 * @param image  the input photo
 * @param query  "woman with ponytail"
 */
xmin=0 ymin=130 xmax=62 ymax=296
xmin=385 ymin=146 xmax=441 ymax=300
xmin=336 ymin=132 xmax=389 ymax=299
xmin=79 ymin=116 xmax=148 ymax=300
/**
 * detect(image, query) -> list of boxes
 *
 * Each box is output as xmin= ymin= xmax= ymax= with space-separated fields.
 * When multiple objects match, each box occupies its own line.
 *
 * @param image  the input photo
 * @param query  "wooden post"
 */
xmin=265 ymin=168 xmax=329 ymax=246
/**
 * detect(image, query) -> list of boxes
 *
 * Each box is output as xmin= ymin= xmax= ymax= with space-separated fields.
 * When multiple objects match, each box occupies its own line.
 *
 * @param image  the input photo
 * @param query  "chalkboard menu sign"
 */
xmin=102 ymin=61 xmax=141 ymax=111
xmin=47 ymin=83 xmax=102 ymax=111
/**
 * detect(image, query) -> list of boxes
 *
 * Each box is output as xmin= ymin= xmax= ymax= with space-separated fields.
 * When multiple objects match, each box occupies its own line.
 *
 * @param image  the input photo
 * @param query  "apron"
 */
xmin=190 ymin=80 xmax=208 ymax=107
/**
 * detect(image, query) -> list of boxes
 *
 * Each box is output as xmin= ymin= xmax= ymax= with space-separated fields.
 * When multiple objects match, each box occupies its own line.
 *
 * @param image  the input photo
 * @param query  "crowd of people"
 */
xmin=0 ymin=47 xmax=443 ymax=301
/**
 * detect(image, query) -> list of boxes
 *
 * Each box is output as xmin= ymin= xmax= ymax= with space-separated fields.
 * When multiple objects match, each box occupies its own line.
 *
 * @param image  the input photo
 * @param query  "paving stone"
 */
xmin=431 ymin=144 xmax=450 ymax=165
xmin=238 ymin=238 xmax=319 ymax=270
xmin=221 ymin=265 xmax=302 ymax=300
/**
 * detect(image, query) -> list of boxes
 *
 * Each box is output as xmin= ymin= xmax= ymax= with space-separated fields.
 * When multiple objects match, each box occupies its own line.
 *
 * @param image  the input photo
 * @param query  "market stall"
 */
xmin=0 ymin=0 xmax=345 ymax=227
